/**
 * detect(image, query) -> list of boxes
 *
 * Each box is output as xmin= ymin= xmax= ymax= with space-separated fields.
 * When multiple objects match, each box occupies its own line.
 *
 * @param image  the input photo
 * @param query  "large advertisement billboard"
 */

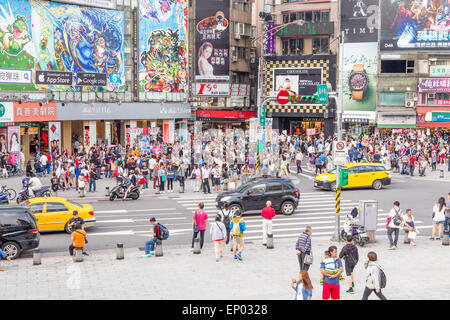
xmin=272 ymin=68 xmax=322 ymax=97
xmin=195 ymin=0 xmax=230 ymax=81
xmin=0 ymin=0 xmax=125 ymax=92
xmin=381 ymin=0 xmax=450 ymax=50
xmin=341 ymin=0 xmax=379 ymax=42
xmin=138 ymin=0 xmax=188 ymax=93
xmin=343 ymin=42 xmax=377 ymax=113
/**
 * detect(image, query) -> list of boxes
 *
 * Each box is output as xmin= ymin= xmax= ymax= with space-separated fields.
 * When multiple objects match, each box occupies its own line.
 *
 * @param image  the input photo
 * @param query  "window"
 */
xmin=0 ymin=212 xmax=32 ymax=227
xmin=29 ymin=203 xmax=44 ymax=214
xmin=312 ymin=11 xmax=321 ymax=23
xmin=348 ymin=167 xmax=360 ymax=174
xmin=379 ymin=92 xmax=406 ymax=106
xmin=282 ymin=183 xmax=295 ymax=191
xmin=267 ymin=183 xmax=282 ymax=191
xmin=305 ymin=11 xmax=312 ymax=22
xmin=312 ymin=38 xmax=328 ymax=53
xmin=321 ymin=11 xmax=330 ymax=22
xmin=248 ymin=184 xmax=266 ymax=194
xmin=284 ymin=39 xmax=304 ymax=55
xmin=283 ymin=40 xmax=289 ymax=55
xmin=283 ymin=14 xmax=289 ymax=24
xmin=46 ymin=203 xmax=68 ymax=213
xmin=67 ymin=201 xmax=83 ymax=208
xmin=381 ymin=60 xmax=414 ymax=73
xmin=359 ymin=166 xmax=375 ymax=173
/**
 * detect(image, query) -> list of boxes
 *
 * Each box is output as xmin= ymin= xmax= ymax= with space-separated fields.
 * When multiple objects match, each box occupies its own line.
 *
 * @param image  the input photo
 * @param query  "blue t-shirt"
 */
xmin=321 ymin=258 xmax=343 ymax=285
xmin=320 ymin=154 xmax=327 ymax=163
xmin=302 ymin=287 xmax=313 ymax=300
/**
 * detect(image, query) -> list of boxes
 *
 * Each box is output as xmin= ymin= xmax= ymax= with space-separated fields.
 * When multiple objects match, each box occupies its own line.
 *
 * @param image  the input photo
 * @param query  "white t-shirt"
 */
xmin=29 ymin=177 xmax=42 ymax=190
xmin=388 ymin=207 xmax=403 ymax=229
xmin=40 ymin=155 xmax=47 ymax=166
xmin=433 ymin=204 xmax=446 ymax=222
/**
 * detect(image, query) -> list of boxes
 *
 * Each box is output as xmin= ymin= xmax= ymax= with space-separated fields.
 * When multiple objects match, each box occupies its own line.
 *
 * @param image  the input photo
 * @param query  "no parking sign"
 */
xmin=333 ymin=141 xmax=347 ymax=165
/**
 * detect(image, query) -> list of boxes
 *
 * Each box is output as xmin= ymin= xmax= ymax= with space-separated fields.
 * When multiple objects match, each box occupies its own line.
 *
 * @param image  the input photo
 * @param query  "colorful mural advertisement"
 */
xmin=343 ymin=42 xmax=377 ymax=112
xmin=381 ymin=0 xmax=450 ymax=50
xmin=195 ymin=0 xmax=230 ymax=81
xmin=0 ymin=0 xmax=125 ymax=92
xmin=138 ymin=0 xmax=188 ymax=93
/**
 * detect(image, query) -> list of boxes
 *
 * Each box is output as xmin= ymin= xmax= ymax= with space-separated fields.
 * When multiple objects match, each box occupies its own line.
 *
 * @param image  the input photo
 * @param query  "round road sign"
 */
xmin=336 ymin=141 xmax=345 ymax=151
xmin=277 ymin=90 xmax=290 ymax=105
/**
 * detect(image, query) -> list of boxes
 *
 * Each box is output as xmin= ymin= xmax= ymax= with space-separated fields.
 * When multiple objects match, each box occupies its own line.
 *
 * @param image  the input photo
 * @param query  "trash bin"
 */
xmin=359 ymin=200 xmax=378 ymax=243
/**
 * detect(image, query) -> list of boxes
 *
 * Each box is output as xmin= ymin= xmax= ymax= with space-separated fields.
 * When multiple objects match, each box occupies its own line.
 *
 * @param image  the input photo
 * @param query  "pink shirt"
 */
xmin=193 ymin=210 xmax=208 ymax=231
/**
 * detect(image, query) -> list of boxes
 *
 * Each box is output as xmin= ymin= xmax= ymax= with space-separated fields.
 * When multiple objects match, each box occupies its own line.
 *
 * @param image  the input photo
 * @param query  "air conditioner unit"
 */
xmin=234 ymin=32 xmax=241 ymax=40
xmin=405 ymin=100 xmax=415 ymax=108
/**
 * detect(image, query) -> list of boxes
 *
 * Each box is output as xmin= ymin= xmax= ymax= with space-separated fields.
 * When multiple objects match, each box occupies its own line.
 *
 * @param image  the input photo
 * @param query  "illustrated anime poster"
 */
xmin=341 ymin=0 xmax=379 ymax=43
xmin=138 ymin=0 xmax=188 ymax=92
xmin=195 ymin=0 xmax=230 ymax=81
xmin=0 ymin=0 xmax=125 ymax=92
xmin=0 ymin=0 xmax=36 ymax=91
xmin=381 ymin=0 xmax=450 ymax=50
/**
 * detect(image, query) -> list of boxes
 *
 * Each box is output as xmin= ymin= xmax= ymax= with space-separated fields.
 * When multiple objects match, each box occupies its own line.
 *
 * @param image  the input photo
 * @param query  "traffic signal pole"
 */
xmin=331 ymin=31 xmax=345 ymax=242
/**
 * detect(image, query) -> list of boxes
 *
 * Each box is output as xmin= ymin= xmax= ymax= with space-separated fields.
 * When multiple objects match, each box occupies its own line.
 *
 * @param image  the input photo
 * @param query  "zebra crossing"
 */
xmin=173 ymin=192 xmax=431 ymax=241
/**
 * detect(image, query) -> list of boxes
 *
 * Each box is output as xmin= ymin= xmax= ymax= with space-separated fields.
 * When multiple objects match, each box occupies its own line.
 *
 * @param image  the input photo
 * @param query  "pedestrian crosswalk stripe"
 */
xmin=177 ymin=199 xmax=352 ymax=206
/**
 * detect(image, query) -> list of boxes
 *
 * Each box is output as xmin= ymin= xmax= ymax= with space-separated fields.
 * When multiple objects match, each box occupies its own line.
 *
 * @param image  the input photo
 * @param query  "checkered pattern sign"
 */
xmin=264 ymin=58 xmax=332 ymax=116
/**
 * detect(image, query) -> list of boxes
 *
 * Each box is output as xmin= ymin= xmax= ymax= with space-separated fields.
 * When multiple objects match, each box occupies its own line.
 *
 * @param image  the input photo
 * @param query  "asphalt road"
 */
xmin=27 ymin=165 xmax=449 ymax=256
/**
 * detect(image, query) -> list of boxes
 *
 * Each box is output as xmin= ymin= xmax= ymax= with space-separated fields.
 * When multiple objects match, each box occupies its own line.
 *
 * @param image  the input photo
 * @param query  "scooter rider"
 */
xmin=123 ymin=170 xmax=137 ymax=201
xmin=28 ymin=173 xmax=43 ymax=197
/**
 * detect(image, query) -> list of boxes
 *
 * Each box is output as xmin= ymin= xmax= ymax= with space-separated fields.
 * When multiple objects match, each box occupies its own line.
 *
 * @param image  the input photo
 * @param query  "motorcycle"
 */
xmin=6 ymin=165 xmax=24 ymax=177
xmin=341 ymin=207 xmax=370 ymax=246
xmin=0 ymin=187 xmax=10 ymax=204
xmin=16 ymin=186 xmax=52 ymax=204
xmin=109 ymin=183 xmax=140 ymax=201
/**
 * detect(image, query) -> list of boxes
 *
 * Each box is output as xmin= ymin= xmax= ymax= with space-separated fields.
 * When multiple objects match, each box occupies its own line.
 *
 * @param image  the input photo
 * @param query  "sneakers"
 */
xmin=189 ymin=248 xmax=194 ymax=252
xmin=219 ymin=255 xmax=223 ymax=259
xmin=410 ymin=241 xmax=416 ymax=246
xmin=82 ymin=252 xmax=89 ymax=256
xmin=352 ymin=282 xmax=355 ymax=288
xmin=150 ymin=251 xmax=155 ymax=255
xmin=215 ymin=258 xmax=219 ymax=262
xmin=262 ymin=243 xmax=267 ymax=246
xmin=237 ymin=253 xmax=243 ymax=261
xmin=142 ymin=254 xmax=152 ymax=258
xmin=346 ymin=288 xmax=355 ymax=294
xmin=234 ymin=255 xmax=238 ymax=260
xmin=430 ymin=237 xmax=435 ymax=240
xmin=388 ymin=246 xmax=396 ymax=250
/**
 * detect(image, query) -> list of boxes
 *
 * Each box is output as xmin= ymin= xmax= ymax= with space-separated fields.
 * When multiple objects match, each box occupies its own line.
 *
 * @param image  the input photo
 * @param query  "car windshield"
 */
xmin=67 ymin=200 xmax=83 ymax=208
xmin=236 ymin=182 xmax=253 ymax=193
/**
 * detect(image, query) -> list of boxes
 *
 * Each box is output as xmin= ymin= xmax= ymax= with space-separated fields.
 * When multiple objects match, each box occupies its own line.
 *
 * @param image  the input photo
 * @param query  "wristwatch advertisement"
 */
xmin=348 ymin=64 xmax=369 ymax=101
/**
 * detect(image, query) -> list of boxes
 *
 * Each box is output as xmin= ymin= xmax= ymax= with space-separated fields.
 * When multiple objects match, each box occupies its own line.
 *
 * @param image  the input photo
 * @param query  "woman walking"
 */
xmin=362 ymin=251 xmax=387 ymax=300
xmin=431 ymin=197 xmax=446 ymax=240
xmin=210 ymin=214 xmax=227 ymax=262
xmin=158 ymin=164 xmax=166 ymax=193
xmin=192 ymin=164 xmax=201 ymax=192
xmin=166 ymin=164 xmax=175 ymax=193
xmin=292 ymin=270 xmax=313 ymax=300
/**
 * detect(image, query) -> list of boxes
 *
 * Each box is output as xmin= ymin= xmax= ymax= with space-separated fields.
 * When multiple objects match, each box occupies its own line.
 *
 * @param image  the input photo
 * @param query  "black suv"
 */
xmin=216 ymin=178 xmax=300 ymax=215
xmin=0 ymin=206 xmax=40 ymax=259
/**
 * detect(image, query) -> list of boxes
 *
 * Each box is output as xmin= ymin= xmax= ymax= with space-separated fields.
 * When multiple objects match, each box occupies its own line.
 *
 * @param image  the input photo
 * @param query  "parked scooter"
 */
xmin=0 ymin=187 xmax=10 ymax=204
xmin=109 ymin=183 xmax=140 ymax=201
xmin=16 ymin=186 xmax=52 ymax=204
xmin=341 ymin=207 xmax=370 ymax=246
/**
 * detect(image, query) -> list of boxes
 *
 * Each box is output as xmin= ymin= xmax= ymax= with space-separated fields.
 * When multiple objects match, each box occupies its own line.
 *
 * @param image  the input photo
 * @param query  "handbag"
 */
xmin=408 ymin=231 xmax=417 ymax=240
xmin=304 ymin=252 xmax=313 ymax=265
xmin=193 ymin=212 xmax=199 ymax=233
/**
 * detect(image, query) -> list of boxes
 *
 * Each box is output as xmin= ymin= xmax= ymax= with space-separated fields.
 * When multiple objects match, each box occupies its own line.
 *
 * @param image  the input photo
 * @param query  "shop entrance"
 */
xmin=290 ymin=118 xmax=324 ymax=136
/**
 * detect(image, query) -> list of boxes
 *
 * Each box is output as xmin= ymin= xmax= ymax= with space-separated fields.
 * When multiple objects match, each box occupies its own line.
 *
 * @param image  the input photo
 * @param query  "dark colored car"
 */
xmin=0 ymin=206 xmax=40 ymax=259
xmin=216 ymin=178 xmax=300 ymax=215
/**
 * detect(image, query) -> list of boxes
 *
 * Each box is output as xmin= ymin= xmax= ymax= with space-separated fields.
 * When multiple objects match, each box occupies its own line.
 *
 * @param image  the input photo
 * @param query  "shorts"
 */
xmin=232 ymin=235 xmax=243 ymax=246
xmin=248 ymin=164 xmax=254 ymax=169
xmin=345 ymin=262 xmax=356 ymax=276
xmin=322 ymin=281 xmax=340 ymax=300
xmin=434 ymin=220 xmax=444 ymax=225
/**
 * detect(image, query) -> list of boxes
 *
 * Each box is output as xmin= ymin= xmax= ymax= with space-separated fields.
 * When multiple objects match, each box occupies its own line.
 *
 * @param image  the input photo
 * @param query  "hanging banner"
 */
xmin=49 ymin=122 xmax=61 ymax=155
xmin=89 ymin=121 xmax=96 ymax=147
xmin=340 ymin=0 xmax=379 ymax=43
xmin=7 ymin=126 xmax=20 ymax=154
xmin=249 ymin=118 xmax=258 ymax=143
xmin=179 ymin=119 xmax=188 ymax=143
xmin=195 ymin=0 xmax=230 ymax=80
xmin=0 ymin=128 xmax=6 ymax=153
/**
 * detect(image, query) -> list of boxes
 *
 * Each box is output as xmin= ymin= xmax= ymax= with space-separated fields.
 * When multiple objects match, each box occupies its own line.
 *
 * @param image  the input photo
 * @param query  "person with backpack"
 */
xmin=191 ymin=202 xmax=208 ymax=251
xmin=387 ymin=201 xmax=403 ymax=250
xmin=210 ymin=214 xmax=227 ymax=262
xmin=219 ymin=203 xmax=232 ymax=245
xmin=362 ymin=251 xmax=387 ymax=300
xmin=339 ymin=235 xmax=359 ymax=295
xmin=230 ymin=210 xmax=246 ymax=261
xmin=314 ymin=153 xmax=322 ymax=175
xmin=142 ymin=217 xmax=169 ymax=257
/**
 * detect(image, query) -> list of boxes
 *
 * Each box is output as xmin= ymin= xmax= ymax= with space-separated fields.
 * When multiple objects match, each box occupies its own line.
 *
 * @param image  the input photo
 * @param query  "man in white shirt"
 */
xmin=295 ymin=150 xmax=304 ymax=174
xmin=148 ymin=156 xmax=156 ymax=180
xmin=387 ymin=201 xmax=403 ymax=250
xmin=28 ymin=175 xmax=43 ymax=196
xmin=201 ymin=164 xmax=211 ymax=194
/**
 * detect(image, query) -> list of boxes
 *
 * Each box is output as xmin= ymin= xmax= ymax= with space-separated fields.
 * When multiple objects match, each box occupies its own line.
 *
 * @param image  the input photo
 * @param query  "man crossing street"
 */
xmin=261 ymin=201 xmax=276 ymax=246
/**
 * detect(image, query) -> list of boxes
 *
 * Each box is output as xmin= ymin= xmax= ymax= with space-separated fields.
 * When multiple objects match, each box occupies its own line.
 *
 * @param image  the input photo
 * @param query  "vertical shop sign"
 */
xmin=49 ymin=122 xmax=61 ymax=155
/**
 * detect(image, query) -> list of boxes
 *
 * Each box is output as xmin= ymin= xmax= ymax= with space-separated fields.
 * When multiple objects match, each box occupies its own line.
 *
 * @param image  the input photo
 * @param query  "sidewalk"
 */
xmin=1 ymin=235 xmax=448 ymax=300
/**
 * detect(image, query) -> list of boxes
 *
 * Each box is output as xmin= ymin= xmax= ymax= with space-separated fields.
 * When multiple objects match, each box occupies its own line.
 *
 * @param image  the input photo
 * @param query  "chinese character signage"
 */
xmin=381 ymin=0 xmax=450 ymax=50
xmin=340 ymin=0 xmax=379 ymax=43
xmin=418 ymin=78 xmax=450 ymax=92
xmin=0 ymin=0 xmax=125 ymax=92
xmin=13 ymin=102 xmax=57 ymax=122
xmin=138 ymin=0 xmax=188 ymax=93
xmin=432 ymin=112 xmax=450 ymax=122
xmin=430 ymin=65 xmax=450 ymax=77
xmin=264 ymin=22 xmax=274 ymax=54
xmin=195 ymin=0 xmax=230 ymax=81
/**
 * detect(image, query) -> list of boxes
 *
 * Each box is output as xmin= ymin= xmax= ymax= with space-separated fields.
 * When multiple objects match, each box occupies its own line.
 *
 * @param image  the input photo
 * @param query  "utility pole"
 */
xmin=331 ymin=30 xmax=345 ymax=242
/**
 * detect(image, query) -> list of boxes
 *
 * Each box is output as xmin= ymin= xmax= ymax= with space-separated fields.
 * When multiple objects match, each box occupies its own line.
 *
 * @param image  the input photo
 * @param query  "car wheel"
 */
xmin=16 ymin=195 xmax=24 ymax=205
xmin=44 ymin=191 xmax=52 ymax=197
xmin=330 ymin=182 xmax=336 ymax=192
xmin=64 ymin=222 xmax=73 ymax=234
xmin=1 ymin=241 xmax=21 ymax=259
xmin=229 ymin=204 xmax=242 ymax=215
xmin=372 ymin=180 xmax=382 ymax=190
xmin=281 ymin=201 xmax=295 ymax=215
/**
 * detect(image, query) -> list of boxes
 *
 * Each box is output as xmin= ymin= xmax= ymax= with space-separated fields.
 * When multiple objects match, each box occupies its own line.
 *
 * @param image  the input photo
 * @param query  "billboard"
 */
xmin=195 ymin=0 xmax=230 ymax=81
xmin=138 ymin=0 xmax=188 ymax=93
xmin=381 ymin=0 xmax=450 ymax=50
xmin=341 ymin=0 xmax=379 ymax=42
xmin=343 ymin=42 xmax=377 ymax=113
xmin=0 ymin=0 xmax=125 ymax=92
xmin=272 ymin=68 xmax=322 ymax=97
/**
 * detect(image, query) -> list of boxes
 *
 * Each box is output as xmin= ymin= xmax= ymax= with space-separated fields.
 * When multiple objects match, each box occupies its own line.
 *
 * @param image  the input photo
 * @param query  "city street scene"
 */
xmin=0 ymin=0 xmax=450 ymax=305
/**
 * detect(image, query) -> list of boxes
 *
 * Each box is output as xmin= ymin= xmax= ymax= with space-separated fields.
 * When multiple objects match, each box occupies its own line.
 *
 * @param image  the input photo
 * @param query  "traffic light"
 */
xmin=339 ymin=168 xmax=348 ymax=187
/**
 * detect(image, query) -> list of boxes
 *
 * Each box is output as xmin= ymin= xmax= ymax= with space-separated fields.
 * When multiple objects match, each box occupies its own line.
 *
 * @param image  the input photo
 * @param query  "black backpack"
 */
xmin=221 ymin=210 xmax=231 ymax=228
xmin=378 ymin=266 xmax=387 ymax=289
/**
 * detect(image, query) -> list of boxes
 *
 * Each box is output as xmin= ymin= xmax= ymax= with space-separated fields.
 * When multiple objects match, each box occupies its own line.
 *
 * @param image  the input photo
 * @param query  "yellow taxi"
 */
xmin=26 ymin=197 xmax=96 ymax=233
xmin=314 ymin=163 xmax=391 ymax=191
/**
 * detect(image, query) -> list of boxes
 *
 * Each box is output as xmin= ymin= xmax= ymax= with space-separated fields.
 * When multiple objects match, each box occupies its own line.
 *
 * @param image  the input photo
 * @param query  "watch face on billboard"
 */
xmin=349 ymin=72 xmax=369 ymax=90
xmin=381 ymin=0 xmax=450 ymax=50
